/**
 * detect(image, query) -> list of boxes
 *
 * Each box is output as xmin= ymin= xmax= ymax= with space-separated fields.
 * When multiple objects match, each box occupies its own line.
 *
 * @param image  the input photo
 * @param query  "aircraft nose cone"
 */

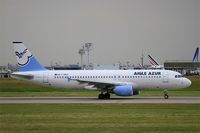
xmin=185 ymin=78 xmax=191 ymax=87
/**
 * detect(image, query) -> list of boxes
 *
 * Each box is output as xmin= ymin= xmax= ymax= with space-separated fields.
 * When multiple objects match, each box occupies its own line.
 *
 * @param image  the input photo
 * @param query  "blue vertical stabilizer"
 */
xmin=13 ymin=42 xmax=47 ymax=72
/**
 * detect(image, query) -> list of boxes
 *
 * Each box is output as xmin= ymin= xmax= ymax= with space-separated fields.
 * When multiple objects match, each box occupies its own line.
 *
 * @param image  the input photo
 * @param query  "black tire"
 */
xmin=104 ymin=93 xmax=111 ymax=99
xmin=164 ymin=94 xmax=169 ymax=99
xmin=98 ymin=94 xmax=104 ymax=99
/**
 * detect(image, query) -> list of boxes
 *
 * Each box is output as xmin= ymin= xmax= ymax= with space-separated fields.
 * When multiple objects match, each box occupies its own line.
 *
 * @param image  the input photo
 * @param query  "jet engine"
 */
xmin=114 ymin=85 xmax=139 ymax=96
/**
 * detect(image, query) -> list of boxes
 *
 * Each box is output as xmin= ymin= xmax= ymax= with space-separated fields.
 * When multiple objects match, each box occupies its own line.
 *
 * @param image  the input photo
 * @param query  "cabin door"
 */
xmin=43 ymin=72 xmax=49 ymax=83
xmin=162 ymin=72 xmax=169 ymax=83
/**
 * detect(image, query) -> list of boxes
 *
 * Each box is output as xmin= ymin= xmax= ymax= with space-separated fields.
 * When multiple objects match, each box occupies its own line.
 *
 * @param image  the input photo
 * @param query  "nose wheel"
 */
xmin=164 ymin=94 xmax=169 ymax=99
xmin=163 ymin=89 xmax=169 ymax=99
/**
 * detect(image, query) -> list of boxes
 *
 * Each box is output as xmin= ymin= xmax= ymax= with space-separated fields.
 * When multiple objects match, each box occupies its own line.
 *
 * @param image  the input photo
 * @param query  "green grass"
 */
xmin=0 ymin=78 xmax=98 ymax=96
xmin=0 ymin=104 xmax=200 ymax=133
xmin=0 ymin=76 xmax=200 ymax=97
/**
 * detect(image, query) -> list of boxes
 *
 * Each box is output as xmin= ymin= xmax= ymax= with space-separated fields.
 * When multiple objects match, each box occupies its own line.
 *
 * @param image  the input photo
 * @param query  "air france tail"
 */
xmin=13 ymin=42 xmax=46 ymax=72
xmin=148 ymin=54 xmax=159 ymax=66
xmin=192 ymin=47 xmax=199 ymax=63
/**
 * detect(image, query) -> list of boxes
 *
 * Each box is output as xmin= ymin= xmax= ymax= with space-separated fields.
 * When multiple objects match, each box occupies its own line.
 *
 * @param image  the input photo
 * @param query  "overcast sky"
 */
xmin=0 ymin=0 xmax=200 ymax=66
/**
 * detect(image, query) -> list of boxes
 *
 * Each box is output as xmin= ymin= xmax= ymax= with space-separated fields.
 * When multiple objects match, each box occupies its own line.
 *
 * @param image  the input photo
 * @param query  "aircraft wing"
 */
xmin=69 ymin=78 xmax=133 ymax=89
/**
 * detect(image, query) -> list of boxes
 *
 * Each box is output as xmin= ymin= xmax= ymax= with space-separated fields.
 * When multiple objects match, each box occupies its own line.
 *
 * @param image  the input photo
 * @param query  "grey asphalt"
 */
xmin=0 ymin=96 xmax=200 ymax=104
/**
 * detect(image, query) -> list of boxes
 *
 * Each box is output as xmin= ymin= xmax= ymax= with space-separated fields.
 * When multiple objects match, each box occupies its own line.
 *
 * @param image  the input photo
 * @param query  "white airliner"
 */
xmin=11 ymin=42 xmax=191 ymax=99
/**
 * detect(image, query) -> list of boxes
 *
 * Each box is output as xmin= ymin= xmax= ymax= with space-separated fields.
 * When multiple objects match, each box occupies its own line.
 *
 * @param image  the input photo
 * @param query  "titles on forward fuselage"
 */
xmin=134 ymin=71 xmax=161 ymax=76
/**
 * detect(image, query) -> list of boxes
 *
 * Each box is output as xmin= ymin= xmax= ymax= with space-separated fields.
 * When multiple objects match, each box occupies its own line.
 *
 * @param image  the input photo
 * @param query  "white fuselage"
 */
xmin=12 ymin=69 xmax=191 ymax=90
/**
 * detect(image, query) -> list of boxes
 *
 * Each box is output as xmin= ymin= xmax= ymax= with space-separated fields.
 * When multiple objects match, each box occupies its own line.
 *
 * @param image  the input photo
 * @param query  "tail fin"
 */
xmin=148 ymin=54 xmax=160 ymax=66
xmin=192 ymin=47 xmax=199 ymax=63
xmin=13 ymin=42 xmax=47 ymax=72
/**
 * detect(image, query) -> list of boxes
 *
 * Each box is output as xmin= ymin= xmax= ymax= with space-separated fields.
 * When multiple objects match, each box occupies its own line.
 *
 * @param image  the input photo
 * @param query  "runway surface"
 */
xmin=0 ymin=96 xmax=200 ymax=104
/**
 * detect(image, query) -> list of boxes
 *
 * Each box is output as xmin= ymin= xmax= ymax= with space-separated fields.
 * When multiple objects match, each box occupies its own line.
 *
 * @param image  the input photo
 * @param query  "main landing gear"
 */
xmin=164 ymin=89 xmax=169 ymax=99
xmin=98 ymin=92 xmax=111 ymax=99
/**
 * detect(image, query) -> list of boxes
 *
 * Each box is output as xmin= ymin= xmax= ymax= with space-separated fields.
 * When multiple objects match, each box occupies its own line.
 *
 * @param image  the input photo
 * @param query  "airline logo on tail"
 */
xmin=192 ymin=47 xmax=199 ymax=63
xmin=148 ymin=54 xmax=159 ymax=66
xmin=13 ymin=42 xmax=46 ymax=71
xmin=15 ymin=49 xmax=28 ymax=59
xmin=14 ymin=42 xmax=33 ymax=66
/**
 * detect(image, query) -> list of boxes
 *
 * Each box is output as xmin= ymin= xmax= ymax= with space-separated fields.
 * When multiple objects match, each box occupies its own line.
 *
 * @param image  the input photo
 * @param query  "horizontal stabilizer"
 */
xmin=11 ymin=73 xmax=34 ymax=80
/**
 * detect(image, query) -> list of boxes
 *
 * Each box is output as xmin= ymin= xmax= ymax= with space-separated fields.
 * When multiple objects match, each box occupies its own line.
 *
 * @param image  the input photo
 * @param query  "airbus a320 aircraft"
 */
xmin=11 ymin=42 xmax=191 ymax=99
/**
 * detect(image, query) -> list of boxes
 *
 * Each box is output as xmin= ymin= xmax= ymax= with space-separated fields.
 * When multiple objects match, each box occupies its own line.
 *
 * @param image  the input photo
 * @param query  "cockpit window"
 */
xmin=175 ymin=75 xmax=184 ymax=78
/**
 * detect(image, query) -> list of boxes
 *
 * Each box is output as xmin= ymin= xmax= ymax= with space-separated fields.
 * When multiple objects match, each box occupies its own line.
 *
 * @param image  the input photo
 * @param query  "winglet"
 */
xmin=13 ymin=42 xmax=47 ymax=72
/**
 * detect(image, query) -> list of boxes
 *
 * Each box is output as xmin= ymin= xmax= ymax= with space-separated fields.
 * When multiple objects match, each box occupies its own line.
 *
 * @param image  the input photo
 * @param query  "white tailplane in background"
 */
xmin=148 ymin=54 xmax=164 ymax=69
xmin=192 ymin=47 xmax=199 ymax=63
xmin=12 ymin=42 xmax=191 ymax=99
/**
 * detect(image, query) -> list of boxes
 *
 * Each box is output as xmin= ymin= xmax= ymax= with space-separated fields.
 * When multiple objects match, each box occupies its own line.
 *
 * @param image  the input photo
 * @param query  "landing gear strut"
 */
xmin=163 ymin=89 xmax=169 ymax=99
xmin=98 ymin=92 xmax=110 ymax=99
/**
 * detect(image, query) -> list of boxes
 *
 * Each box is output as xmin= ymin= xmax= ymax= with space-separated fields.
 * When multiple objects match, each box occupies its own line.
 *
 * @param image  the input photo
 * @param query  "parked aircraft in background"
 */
xmin=11 ymin=42 xmax=191 ymax=99
xmin=192 ymin=47 xmax=199 ymax=63
xmin=148 ymin=54 xmax=164 ymax=69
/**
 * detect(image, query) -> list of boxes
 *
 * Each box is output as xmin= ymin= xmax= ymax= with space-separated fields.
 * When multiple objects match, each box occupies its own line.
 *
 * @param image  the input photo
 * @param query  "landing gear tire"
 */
xmin=104 ymin=93 xmax=110 ymax=99
xmin=98 ymin=93 xmax=111 ymax=99
xmin=164 ymin=94 xmax=169 ymax=99
xmin=98 ymin=93 xmax=104 ymax=99
xmin=163 ymin=89 xmax=169 ymax=99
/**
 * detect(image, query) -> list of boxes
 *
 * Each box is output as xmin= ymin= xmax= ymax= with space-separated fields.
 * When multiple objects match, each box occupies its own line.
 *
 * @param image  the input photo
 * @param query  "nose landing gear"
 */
xmin=164 ymin=89 xmax=169 ymax=99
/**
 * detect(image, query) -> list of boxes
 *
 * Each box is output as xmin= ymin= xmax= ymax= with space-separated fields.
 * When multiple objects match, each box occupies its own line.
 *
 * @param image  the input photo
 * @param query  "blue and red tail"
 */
xmin=192 ymin=47 xmax=199 ymax=63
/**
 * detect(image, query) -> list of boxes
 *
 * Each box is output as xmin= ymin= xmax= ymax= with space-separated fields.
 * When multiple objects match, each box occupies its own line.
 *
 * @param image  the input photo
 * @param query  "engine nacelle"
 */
xmin=114 ymin=85 xmax=139 ymax=96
